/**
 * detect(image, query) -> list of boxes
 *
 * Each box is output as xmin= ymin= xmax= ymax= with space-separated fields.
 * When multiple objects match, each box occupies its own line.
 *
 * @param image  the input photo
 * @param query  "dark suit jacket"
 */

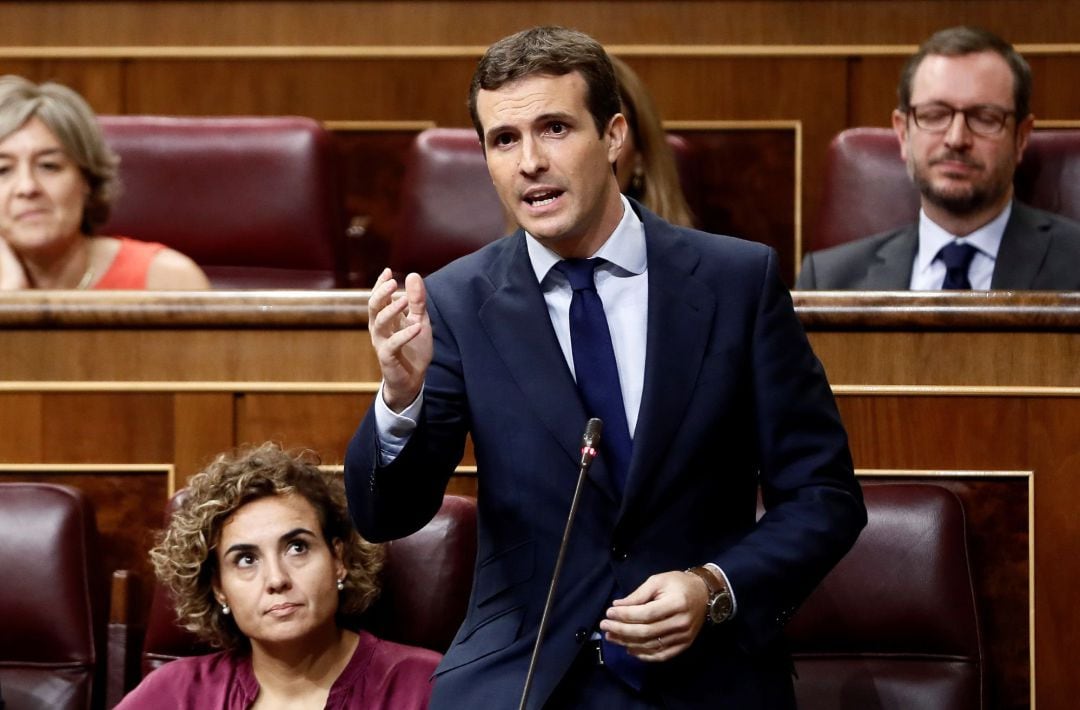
xmin=796 ymin=201 xmax=1080 ymax=290
xmin=346 ymin=202 xmax=866 ymax=709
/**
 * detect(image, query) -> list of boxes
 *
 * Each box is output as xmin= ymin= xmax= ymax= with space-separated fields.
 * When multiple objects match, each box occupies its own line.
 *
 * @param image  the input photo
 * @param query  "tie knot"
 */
xmin=554 ymin=258 xmax=602 ymax=291
xmin=939 ymin=242 xmax=978 ymax=270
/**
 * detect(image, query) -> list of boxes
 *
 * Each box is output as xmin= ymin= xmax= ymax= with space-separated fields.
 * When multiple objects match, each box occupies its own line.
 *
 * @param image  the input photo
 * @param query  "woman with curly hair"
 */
xmin=116 ymin=443 xmax=438 ymax=709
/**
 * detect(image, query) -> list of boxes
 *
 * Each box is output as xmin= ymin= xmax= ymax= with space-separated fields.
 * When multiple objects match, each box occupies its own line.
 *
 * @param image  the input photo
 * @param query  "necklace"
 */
xmin=75 ymin=266 xmax=94 ymax=290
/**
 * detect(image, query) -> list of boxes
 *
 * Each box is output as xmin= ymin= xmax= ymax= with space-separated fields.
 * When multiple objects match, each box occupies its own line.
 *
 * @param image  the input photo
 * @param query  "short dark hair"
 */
xmin=467 ymin=26 xmax=620 ymax=141
xmin=898 ymin=26 xmax=1032 ymax=120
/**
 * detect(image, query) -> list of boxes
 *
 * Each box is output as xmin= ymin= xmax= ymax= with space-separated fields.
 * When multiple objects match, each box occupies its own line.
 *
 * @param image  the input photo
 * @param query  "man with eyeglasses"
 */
xmin=798 ymin=26 xmax=1080 ymax=290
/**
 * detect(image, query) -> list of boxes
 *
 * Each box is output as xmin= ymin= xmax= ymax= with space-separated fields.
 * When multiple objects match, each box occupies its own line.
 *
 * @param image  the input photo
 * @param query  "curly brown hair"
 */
xmin=150 ymin=443 xmax=385 ymax=650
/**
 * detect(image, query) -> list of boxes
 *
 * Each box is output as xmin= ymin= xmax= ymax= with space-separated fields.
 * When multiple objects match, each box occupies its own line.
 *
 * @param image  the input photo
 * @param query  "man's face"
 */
xmin=476 ymin=71 xmax=626 ymax=258
xmin=893 ymin=51 xmax=1033 ymax=219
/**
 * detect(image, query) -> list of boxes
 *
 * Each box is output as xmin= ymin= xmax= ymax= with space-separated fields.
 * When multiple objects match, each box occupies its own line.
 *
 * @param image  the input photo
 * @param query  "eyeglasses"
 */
xmin=908 ymin=102 xmax=1015 ymax=136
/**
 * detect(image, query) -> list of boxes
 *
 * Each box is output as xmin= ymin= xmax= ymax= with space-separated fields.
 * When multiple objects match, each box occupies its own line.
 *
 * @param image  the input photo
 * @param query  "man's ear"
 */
xmin=892 ymin=109 xmax=911 ymax=163
xmin=605 ymin=113 xmax=629 ymax=165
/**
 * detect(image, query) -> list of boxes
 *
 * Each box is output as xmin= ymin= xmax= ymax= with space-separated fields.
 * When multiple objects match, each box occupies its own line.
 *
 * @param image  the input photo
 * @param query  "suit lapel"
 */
xmin=620 ymin=214 xmax=715 ymax=519
xmin=991 ymin=202 xmax=1051 ymax=289
xmin=477 ymin=234 xmax=620 ymax=503
xmin=863 ymin=226 xmax=918 ymax=289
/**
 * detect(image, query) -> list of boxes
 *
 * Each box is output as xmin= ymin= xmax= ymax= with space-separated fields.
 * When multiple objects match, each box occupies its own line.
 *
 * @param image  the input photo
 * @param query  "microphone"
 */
xmin=518 ymin=418 xmax=603 ymax=710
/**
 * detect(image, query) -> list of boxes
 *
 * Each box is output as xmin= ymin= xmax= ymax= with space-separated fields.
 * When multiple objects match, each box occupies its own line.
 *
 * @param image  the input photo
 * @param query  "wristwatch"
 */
xmin=685 ymin=566 xmax=734 ymax=624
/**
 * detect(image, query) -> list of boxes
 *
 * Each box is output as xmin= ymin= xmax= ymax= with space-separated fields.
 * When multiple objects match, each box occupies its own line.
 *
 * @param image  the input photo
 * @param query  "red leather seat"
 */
xmin=788 ymin=483 xmax=983 ymax=709
xmin=0 ymin=484 xmax=106 ymax=710
xmin=99 ymin=116 xmax=347 ymax=289
xmin=389 ymin=128 xmax=506 ymax=277
xmin=811 ymin=126 xmax=1080 ymax=254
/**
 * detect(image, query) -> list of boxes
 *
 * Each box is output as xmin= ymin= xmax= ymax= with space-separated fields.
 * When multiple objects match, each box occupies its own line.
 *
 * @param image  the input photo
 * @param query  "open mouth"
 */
xmin=524 ymin=189 xmax=563 ymax=208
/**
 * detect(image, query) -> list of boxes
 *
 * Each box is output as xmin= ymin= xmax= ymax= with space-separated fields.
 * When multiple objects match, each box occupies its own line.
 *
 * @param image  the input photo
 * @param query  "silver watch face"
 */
xmin=708 ymin=591 xmax=732 ymax=623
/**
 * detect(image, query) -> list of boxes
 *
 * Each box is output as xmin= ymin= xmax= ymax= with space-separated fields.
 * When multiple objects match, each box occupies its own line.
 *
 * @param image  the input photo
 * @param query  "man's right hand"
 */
xmin=368 ymin=267 xmax=432 ymax=412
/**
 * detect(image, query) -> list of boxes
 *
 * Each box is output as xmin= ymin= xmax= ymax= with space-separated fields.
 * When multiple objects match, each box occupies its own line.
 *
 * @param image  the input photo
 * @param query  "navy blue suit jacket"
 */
xmin=346 ymin=202 xmax=866 ymax=709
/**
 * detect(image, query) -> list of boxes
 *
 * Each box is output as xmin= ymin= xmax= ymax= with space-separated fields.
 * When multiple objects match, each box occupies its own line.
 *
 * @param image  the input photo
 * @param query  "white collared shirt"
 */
xmin=910 ymin=202 xmax=1011 ymax=290
xmin=528 ymin=195 xmax=648 ymax=436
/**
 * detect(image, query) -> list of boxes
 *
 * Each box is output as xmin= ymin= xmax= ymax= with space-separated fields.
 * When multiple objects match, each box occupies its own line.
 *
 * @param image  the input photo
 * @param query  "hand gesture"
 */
xmin=368 ymin=268 xmax=432 ymax=411
xmin=598 ymin=570 xmax=709 ymax=662
xmin=0 ymin=237 xmax=29 ymax=290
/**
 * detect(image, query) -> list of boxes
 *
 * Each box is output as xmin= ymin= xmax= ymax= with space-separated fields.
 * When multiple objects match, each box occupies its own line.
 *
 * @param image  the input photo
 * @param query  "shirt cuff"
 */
xmin=705 ymin=562 xmax=738 ymax=618
xmin=373 ymin=382 xmax=423 ymax=465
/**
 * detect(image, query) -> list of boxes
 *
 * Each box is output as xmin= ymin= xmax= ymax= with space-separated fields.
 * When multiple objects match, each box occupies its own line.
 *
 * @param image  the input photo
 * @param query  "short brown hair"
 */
xmin=898 ymin=26 xmax=1032 ymax=120
xmin=468 ymin=26 xmax=621 ymax=141
xmin=0 ymin=75 xmax=119 ymax=234
xmin=149 ymin=443 xmax=385 ymax=650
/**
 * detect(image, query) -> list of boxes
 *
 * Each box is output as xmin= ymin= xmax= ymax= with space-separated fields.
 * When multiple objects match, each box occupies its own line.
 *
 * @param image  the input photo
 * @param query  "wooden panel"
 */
xmin=2 ymin=2 xmax=1079 ymax=46
xmin=0 ymin=60 xmax=124 ymax=113
xmin=0 ymin=329 xmax=382 ymax=382
xmin=0 ymin=393 xmax=43 ymax=460
xmin=124 ymin=59 xmax=479 ymax=123
xmin=674 ymin=127 xmax=798 ymax=282
xmin=334 ymin=129 xmax=423 ymax=287
xmin=173 ymin=393 xmax=235 ymax=486
xmin=40 ymin=393 xmax=174 ymax=462
xmin=237 ymin=393 xmax=375 ymax=465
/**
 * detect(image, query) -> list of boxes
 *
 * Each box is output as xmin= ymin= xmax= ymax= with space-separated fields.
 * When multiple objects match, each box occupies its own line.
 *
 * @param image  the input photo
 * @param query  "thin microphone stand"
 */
xmin=518 ymin=418 xmax=602 ymax=710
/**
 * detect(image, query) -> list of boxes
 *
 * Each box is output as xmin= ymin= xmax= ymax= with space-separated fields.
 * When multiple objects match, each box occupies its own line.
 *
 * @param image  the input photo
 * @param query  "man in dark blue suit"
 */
xmin=346 ymin=26 xmax=865 ymax=709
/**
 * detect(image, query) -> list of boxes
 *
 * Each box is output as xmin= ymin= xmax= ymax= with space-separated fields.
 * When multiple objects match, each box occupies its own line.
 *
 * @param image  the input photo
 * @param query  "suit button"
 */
xmin=611 ymin=545 xmax=628 ymax=561
xmin=574 ymin=628 xmax=588 ymax=643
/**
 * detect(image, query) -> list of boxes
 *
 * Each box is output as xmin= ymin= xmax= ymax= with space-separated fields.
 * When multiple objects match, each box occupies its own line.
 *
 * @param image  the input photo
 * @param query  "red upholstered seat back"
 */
xmin=389 ymin=128 xmax=506 ymax=276
xmin=140 ymin=491 xmax=477 ymax=678
xmin=0 ymin=484 xmax=106 ymax=710
xmin=811 ymin=126 xmax=1080 ymax=254
xmin=788 ymin=483 xmax=983 ymax=709
xmin=99 ymin=116 xmax=347 ymax=289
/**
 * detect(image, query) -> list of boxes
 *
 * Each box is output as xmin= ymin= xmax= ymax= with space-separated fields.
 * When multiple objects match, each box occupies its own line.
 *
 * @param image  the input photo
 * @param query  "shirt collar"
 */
xmin=913 ymin=200 xmax=1012 ymax=276
xmin=526 ymin=195 xmax=647 ymax=285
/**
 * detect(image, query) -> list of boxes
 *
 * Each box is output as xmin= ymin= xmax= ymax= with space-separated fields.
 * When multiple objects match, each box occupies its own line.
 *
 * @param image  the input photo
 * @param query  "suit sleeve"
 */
xmin=345 ymin=291 xmax=470 ymax=542
xmin=714 ymin=248 xmax=866 ymax=649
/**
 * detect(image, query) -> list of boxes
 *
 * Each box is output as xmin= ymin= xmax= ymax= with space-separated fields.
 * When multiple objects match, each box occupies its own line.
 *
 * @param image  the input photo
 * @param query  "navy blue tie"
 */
xmin=939 ymin=242 xmax=978 ymax=289
xmin=554 ymin=259 xmax=645 ymax=691
xmin=554 ymin=258 xmax=633 ymax=493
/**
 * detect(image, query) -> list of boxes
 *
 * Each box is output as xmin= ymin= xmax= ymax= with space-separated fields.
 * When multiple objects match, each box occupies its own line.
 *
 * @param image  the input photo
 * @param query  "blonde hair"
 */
xmin=612 ymin=57 xmax=695 ymax=227
xmin=150 ymin=443 xmax=385 ymax=650
xmin=0 ymin=75 xmax=119 ymax=234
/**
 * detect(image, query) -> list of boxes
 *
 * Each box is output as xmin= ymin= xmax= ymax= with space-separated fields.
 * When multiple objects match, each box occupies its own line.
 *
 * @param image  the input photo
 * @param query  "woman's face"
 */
xmin=212 ymin=492 xmax=346 ymax=650
xmin=0 ymin=117 xmax=89 ymax=255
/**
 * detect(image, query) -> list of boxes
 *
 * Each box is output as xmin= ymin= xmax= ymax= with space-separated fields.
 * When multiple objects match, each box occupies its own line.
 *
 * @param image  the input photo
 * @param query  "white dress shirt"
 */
xmin=909 ymin=201 xmax=1011 ymax=290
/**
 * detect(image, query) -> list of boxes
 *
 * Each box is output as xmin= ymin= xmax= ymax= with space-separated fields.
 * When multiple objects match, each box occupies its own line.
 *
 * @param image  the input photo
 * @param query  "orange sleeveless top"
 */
xmin=91 ymin=237 xmax=167 ymax=290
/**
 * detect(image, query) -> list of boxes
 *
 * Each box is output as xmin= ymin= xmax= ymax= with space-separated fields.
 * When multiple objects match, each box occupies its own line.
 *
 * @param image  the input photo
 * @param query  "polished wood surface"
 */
xmin=2 ymin=291 xmax=1077 ymax=707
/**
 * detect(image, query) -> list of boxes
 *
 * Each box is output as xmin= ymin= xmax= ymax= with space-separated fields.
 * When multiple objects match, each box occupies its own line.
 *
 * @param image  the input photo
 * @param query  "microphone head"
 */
xmin=579 ymin=418 xmax=603 ymax=468
xmin=582 ymin=417 xmax=603 ymax=450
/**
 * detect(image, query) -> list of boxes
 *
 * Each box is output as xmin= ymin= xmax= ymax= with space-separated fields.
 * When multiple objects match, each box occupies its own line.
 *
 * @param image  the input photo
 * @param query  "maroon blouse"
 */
xmin=116 ymin=630 xmax=439 ymax=709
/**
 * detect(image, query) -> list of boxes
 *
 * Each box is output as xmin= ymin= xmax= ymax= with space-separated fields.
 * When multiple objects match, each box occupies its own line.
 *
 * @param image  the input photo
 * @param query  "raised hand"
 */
xmin=367 ymin=268 xmax=432 ymax=411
